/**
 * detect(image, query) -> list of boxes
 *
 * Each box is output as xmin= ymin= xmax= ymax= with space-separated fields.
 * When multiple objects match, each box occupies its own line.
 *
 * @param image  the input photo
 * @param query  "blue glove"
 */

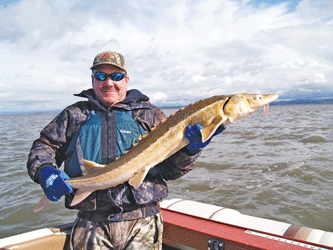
xmin=184 ymin=123 xmax=226 ymax=155
xmin=37 ymin=166 xmax=73 ymax=202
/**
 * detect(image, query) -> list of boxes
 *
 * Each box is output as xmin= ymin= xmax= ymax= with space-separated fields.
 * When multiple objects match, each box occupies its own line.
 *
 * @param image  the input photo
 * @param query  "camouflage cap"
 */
xmin=90 ymin=51 xmax=127 ymax=72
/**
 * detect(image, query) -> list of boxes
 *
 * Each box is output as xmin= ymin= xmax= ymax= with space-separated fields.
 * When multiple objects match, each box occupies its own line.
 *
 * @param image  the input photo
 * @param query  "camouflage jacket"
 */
xmin=27 ymin=89 xmax=199 ymax=221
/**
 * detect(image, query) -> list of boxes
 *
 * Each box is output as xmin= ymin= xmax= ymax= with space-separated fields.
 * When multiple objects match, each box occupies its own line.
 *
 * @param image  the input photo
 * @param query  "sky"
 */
xmin=0 ymin=0 xmax=333 ymax=113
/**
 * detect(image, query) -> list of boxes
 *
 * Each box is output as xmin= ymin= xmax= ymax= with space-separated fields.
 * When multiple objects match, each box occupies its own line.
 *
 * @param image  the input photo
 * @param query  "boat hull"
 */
xmin=1 ymin=199 xmax=332 ymax=250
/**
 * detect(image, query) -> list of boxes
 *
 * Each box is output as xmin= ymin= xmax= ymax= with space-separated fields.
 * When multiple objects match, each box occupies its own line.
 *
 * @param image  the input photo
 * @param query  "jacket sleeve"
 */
xmin=27 ymin=104 xmax=88 ymax=183
xmin=155 ymin=150 xmax=199 ymax=181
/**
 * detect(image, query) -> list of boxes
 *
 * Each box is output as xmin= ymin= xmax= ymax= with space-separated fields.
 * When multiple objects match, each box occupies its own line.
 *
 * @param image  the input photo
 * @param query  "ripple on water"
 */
xmin=300 ymin=136 xmax=326 ymax=143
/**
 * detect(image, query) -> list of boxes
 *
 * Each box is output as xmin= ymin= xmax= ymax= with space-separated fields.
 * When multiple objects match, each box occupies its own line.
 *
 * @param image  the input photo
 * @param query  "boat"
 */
xmin=0 ymin=199 xmax=332 ymax=250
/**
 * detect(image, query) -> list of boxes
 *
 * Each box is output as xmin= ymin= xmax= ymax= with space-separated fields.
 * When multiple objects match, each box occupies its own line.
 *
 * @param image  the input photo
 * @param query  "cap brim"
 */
xmin=90 ymin=62 xmax=127 ymax=72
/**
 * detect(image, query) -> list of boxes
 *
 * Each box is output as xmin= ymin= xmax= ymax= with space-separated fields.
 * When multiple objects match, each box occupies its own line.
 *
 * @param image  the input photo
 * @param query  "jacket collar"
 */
xmin=74 ymin=88 xmax=151 ymax=111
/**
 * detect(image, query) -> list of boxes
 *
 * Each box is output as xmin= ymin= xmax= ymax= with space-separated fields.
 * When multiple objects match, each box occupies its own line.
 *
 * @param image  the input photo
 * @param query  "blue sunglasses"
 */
xmin=92 ymin=72 xmax=126 ymax=81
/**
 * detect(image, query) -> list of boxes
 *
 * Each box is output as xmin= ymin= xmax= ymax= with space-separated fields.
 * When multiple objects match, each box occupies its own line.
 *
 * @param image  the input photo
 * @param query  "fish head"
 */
xmin=223 ymin=93 xmax=278 ymax=123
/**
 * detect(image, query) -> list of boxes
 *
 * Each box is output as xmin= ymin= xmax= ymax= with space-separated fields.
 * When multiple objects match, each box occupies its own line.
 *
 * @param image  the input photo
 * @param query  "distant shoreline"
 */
xmin=160 ymin=98 xmax=333 ymax=109
xmin=271 ymin=98 xmax=333 ymax=106
xmin=1 ymin=98 xmax=332 ymax=115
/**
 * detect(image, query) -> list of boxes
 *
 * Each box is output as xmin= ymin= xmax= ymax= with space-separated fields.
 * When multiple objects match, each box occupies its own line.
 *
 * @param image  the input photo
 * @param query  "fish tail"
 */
xmin=34 ymin=194 xmax=50 ymax=213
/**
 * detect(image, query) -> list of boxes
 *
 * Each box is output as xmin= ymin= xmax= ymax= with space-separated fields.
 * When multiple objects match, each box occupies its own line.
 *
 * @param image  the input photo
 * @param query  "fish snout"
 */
xmin=254 ymin=94 xmax=279 ymax=108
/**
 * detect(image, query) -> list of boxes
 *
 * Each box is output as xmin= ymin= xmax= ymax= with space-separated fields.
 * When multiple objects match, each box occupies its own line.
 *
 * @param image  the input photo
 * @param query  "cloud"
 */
xmin=150 ymin=92 xmax=168 ymax=104
xmin=0 ymin=0 xmax=333 ymax=113
xmin=296 ymin=0 xmax=333 ymax=20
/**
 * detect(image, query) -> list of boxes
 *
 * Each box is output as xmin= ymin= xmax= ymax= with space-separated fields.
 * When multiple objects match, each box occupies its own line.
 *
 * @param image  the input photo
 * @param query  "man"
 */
xmin=27 ymin=51 xmax=224 ymax=249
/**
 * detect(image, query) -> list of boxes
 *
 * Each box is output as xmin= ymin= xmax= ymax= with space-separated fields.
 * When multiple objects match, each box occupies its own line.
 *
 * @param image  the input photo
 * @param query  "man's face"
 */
xmin=92 ymin=65 xmax=129 ymax=106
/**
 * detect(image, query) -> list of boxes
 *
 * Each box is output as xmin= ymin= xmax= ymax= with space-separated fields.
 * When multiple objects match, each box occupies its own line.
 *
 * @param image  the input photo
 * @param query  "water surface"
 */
xmin=0 ymin=104 xmax=332 ymax=238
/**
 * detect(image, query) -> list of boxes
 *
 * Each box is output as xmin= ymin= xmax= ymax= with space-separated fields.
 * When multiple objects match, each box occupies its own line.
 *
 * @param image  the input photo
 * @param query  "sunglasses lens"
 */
xmin=94 ymin=72 xmax=107 ymax=81
xmin=111 ymin=73 xmax=125 ymax=81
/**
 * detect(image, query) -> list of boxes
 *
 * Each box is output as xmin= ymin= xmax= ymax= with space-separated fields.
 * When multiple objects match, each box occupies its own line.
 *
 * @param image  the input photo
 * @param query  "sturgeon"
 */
xmin=35 ymin=93 xmax=278 ymax=212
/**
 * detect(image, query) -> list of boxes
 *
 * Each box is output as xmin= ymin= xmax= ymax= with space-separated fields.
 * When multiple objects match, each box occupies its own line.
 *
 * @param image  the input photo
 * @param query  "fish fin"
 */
xmin=128 ymin=167 xmax=150 ymax=189
xmin=81 ymin=159 xmax=105 ymax=175
xmin=34 ymin=194 xmax=50 ymax=213
xmin=70 ymin=189 xmax=93 ymax=206
xmin=200 ymin=117 xmax=225 ymax=142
